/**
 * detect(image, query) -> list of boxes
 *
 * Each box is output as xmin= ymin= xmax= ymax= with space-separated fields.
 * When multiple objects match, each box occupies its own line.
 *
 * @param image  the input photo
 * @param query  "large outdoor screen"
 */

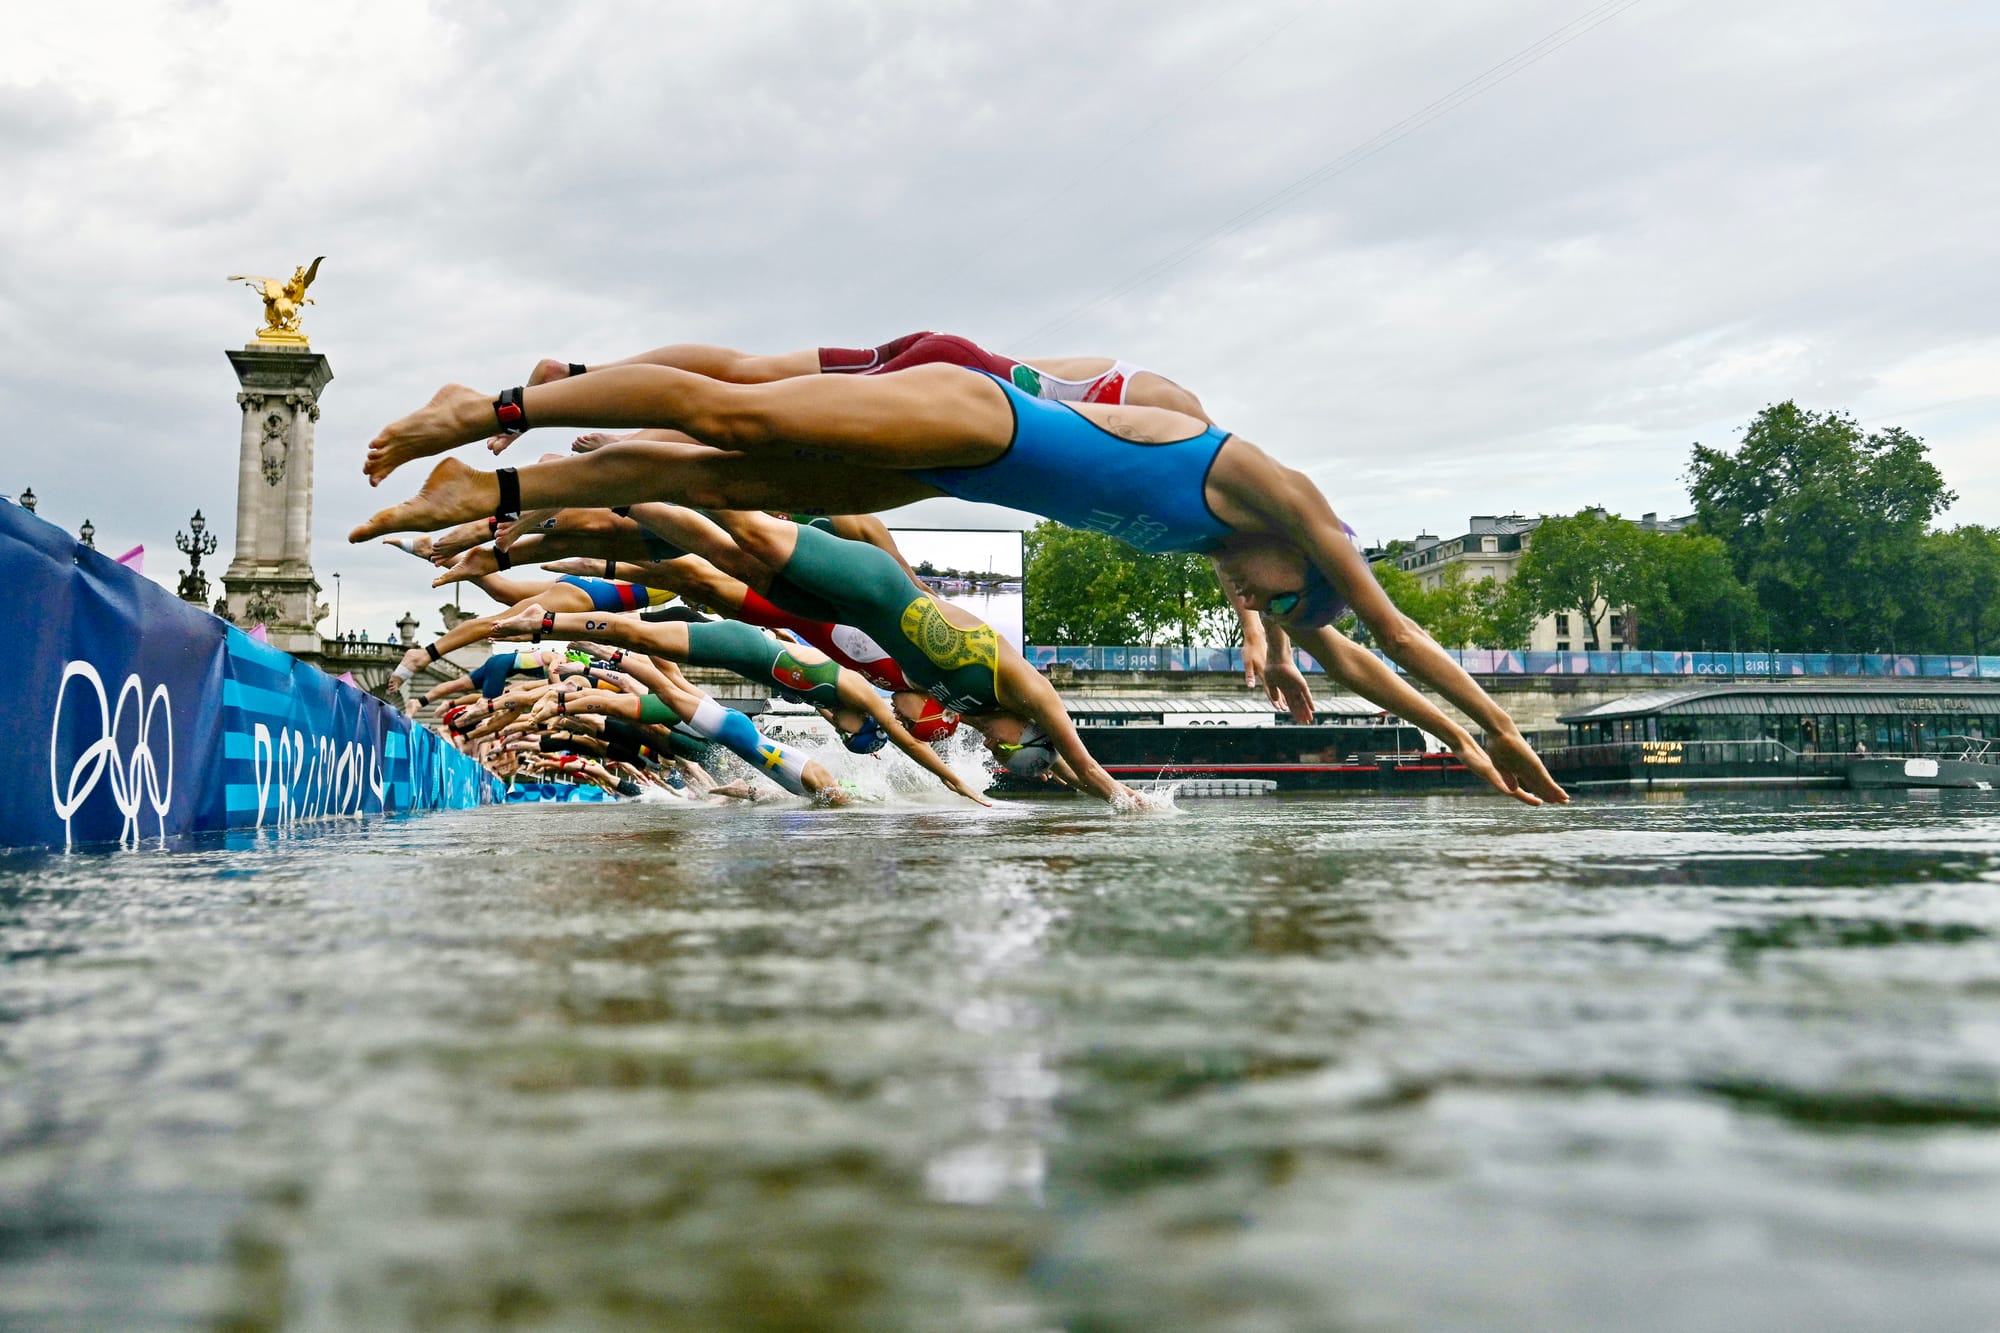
xmin=889 ymin=529 xmax=1025 ymax=648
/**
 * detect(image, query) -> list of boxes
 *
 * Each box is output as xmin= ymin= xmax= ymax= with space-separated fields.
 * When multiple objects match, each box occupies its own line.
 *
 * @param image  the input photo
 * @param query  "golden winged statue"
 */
xmin=228 ymin=256 xmax=324 ymax=345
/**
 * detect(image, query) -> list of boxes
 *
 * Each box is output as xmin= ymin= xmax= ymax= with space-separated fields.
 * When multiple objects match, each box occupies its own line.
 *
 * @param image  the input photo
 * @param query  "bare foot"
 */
xmin=430 ymin=518 xmax=502 ymax=561
xmin=489 ymin=603 xmax=547 ymax=641
xmin=349 ymin=458 xmax=500 ymax=542
xmin=572 ymin=431 xmax=632 ymax=454
xmin=432 ymin=548 xmax=500 ymax=587
xmin=536 ymin=557 xmax=603 ymax=579
xmin=381 ymin=536 xmax=435 ymax=560
xmin=365 ymin=384 xmax=494 ymax=485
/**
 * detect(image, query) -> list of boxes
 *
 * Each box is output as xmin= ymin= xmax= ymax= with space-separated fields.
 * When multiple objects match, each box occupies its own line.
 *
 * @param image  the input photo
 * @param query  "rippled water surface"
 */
xmin=7 ymin=790 xmax=2000 ymax=1331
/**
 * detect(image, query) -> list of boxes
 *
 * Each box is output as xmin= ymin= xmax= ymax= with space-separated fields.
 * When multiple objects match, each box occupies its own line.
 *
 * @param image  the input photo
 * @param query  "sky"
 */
xmin=3 ymin=0 xmax=1996 ymax=638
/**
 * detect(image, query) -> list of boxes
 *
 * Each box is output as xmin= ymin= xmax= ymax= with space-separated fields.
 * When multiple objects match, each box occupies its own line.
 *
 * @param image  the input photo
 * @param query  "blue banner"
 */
xmin=1 ymin=501 xmax=498 ymax=850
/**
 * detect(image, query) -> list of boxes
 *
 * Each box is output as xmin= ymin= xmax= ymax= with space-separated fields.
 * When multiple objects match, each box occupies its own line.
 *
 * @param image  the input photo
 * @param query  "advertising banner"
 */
xmin=1 ymin=502 xmax=497 ymax=850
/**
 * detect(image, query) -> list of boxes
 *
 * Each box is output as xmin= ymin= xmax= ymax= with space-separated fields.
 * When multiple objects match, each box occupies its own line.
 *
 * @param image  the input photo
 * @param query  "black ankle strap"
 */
xmin=567 ymin=363 xmax=587 ymax=378
xmin=494 ymin=387 xmax=527 ymax=433
xmin=495 ymin=467 xmax=521 ymax=521
xmin=425 ymin=642 xmax=442 ymax=663
xmin=604 ymin=559 xmax=616 ymax=580
xmin=492 ymin=545 xmax=511 ymax=570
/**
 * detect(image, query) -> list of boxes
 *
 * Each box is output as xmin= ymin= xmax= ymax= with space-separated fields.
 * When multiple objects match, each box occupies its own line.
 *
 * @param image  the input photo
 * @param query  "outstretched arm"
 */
xmin=1291 ymin=624 xmax=1552 ymax=806
xmin=1244 ymin=464 xmax=1565 ymax=805
xmin=996 ymin=658 xmax=1137 ymax=807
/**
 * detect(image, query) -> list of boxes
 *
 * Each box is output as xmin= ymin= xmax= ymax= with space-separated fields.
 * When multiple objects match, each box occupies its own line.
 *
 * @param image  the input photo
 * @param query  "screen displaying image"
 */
xmin=889 ymin=529 xmax=1025 ymax=648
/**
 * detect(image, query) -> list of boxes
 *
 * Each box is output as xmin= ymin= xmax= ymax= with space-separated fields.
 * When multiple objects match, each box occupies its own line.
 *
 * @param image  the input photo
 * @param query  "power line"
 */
xmin=1005 ymin=0 xmax=1648 ymax=352
xmin=920 ymin=5 xmax=1313 ymax=308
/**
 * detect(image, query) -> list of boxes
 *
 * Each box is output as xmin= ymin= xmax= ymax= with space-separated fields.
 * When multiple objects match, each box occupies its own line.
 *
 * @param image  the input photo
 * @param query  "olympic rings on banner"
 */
xmin=49 ymin=661 xmax=174 ymax=849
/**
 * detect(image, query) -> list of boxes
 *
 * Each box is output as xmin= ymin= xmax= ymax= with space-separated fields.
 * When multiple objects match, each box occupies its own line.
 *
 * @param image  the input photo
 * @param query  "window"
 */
xmin=1609 ymin=614 xmax=1625 ymax=637
xmin=1481 ymin=536 xmax=1498 ymax=553
xmin=1555 ymin=614 xmax=1571 ymax=635
xmin=1555 ymin=640 xmax=1570 ymax=651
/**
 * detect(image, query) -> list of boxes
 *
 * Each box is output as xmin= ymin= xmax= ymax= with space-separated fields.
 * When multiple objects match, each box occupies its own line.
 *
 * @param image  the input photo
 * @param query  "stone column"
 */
xmin=221 ymin=345 xmax=333 ymax=656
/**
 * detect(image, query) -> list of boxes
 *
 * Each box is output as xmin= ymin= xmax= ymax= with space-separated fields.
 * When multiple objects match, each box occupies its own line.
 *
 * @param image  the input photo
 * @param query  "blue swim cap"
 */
xmin=844 ymin=717 xmax=891 ymax=754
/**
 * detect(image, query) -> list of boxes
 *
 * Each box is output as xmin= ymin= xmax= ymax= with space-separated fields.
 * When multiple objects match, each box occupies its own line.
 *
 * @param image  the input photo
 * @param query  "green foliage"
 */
xmin=1626 ymin=530 xmax=1764 ymax=650
xmin=1023 ymin=522 xmax=1236 ymax=647
xmin=1362 ymin=559 xmax=1529 ymax=649
xmin=1513 ymin=509 xmax=1645 ymax=645
xmin=1687 ymin=402 xmax=1954 ymax=651
xmin=1900 ymin=526 xmax=2000 ymax=656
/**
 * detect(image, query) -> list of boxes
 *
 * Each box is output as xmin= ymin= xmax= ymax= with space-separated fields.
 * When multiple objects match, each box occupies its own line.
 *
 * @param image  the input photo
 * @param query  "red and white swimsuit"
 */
xmin=819 ymin=331 xmax=1149 ymax=405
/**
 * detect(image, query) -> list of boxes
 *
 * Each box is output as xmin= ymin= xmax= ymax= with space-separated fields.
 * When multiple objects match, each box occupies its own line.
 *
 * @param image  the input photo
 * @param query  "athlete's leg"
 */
xmin=351 ymin=449 xmax=938 ymax=541
xmin=469 ymin=571 xmax=561 ymax=607
xmin=537 ymin=344 xmax=819 ymax=388
xmin=363 ymin=362 xmax=1009 ymax=484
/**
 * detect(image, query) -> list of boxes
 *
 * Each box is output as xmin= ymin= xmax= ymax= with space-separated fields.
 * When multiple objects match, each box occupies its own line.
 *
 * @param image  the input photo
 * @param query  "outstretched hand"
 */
xmin=1260 ymin=657 xmax=1317 ymax=724
xmin=1485 ymin=730 xmax=1569 ymax=806
xmin=1452 ymin=731 xmax=1568 ymax=807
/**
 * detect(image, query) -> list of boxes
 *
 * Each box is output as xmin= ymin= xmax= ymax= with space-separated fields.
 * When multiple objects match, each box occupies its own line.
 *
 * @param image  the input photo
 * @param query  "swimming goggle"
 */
xmin=994 ymin=725 xmax=1056 ymax=777
xmin=1267 ymin=589 xmax=1304 ymax=618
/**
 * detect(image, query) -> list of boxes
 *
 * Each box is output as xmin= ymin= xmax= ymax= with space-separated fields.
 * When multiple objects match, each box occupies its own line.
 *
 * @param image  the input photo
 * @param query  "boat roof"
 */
xmin=1559 ymin=679 xmax=2000 ymax=724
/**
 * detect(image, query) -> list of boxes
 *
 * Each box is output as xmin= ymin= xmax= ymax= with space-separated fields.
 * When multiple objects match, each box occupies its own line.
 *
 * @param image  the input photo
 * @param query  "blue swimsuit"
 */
xmin=558 ymin=575 xmax=669 ymax=613
xmin=909 ymin=370 xmax=1236 ymax=554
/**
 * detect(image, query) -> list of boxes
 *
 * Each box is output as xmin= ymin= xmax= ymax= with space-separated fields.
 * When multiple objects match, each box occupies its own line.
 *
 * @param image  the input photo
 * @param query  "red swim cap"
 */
xmin=905 ymin=697 xmax=960 ymax=743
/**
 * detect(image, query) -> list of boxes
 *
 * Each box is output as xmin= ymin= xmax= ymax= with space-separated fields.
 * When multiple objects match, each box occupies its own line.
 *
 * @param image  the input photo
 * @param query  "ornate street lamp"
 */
xmin=176 ymin=508 xmax=218 ymax=605
xmin=397 ymin=610 xmax=419 ymax=646
xmin=18 ymin=487 xmax=35 ymax=514
xmin=78 ymin=518 xmax=95 ymax=549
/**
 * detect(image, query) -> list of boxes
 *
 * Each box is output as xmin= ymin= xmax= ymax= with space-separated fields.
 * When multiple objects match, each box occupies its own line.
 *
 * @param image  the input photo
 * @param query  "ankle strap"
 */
xmin=493 ymin=386 xmax=527 ymax=433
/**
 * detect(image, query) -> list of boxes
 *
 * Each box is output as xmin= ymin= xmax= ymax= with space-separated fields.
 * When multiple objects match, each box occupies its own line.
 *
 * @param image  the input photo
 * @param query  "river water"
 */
xmin=6 ymin=789 xmax=2000 ymax=1331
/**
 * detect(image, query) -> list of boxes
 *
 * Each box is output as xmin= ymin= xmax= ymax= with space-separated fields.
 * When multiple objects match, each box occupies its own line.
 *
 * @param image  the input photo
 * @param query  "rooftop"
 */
xmin=1559 ymin=680 xmax=2000 ymax=723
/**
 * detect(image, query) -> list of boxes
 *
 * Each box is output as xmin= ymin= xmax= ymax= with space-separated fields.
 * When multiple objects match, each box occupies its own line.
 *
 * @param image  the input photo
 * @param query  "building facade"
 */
xmin=1380 ymin=511 xmax=1691 ymax=651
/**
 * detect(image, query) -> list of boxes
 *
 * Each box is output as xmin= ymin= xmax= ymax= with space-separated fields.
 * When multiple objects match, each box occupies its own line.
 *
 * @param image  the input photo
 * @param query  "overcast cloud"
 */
xmin=3 ymin=0 xmax=1996 ymax=637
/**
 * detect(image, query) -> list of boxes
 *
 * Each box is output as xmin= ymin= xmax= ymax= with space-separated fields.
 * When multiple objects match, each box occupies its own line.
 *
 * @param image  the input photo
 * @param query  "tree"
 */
xmin=1358 ymin=558 xmax=1528 ymax=649
xmin=1023 ymin=522 xmax=1235 ymax=646
xmin=1626 ymin=530 xmax=1763 ymax=650
xmin=1513 ymin=509 xmax=1647 ymax=646
xmin=1686 ymin=403 xmax=1953 ymax=651
xmin=1902 ymin=526 xmax=2000 ymax=657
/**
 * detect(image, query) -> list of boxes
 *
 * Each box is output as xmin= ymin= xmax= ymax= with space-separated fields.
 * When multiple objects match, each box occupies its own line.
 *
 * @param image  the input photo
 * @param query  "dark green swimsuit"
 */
xmin=771 ymin=522 xmax=1001 ymax=714
xmin=682 ymin=619 xmax=844 ymax=707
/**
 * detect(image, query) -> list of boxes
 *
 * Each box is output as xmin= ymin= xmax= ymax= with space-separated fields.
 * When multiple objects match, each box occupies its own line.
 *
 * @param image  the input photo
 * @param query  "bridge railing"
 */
xmin=1026 ymin=646 xmax=2000 ymax=679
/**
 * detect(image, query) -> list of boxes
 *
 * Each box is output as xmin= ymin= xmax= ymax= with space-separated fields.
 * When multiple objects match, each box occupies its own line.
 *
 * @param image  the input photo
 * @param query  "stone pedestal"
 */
xmin=221 ymin=345 xmax=333 ymax=655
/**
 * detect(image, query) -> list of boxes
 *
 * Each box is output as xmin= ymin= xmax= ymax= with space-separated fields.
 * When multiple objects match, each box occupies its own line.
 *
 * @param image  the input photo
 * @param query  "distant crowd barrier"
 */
xmin=1 ymin=502 xmax=500 ymax=850
xmin=1026 ymin=645 xmax=2000 ymax=679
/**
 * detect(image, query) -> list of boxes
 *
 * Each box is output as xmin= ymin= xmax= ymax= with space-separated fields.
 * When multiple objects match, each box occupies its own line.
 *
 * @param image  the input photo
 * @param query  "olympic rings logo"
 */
xmin=49 ymin=661 xmax=175 ymax=849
